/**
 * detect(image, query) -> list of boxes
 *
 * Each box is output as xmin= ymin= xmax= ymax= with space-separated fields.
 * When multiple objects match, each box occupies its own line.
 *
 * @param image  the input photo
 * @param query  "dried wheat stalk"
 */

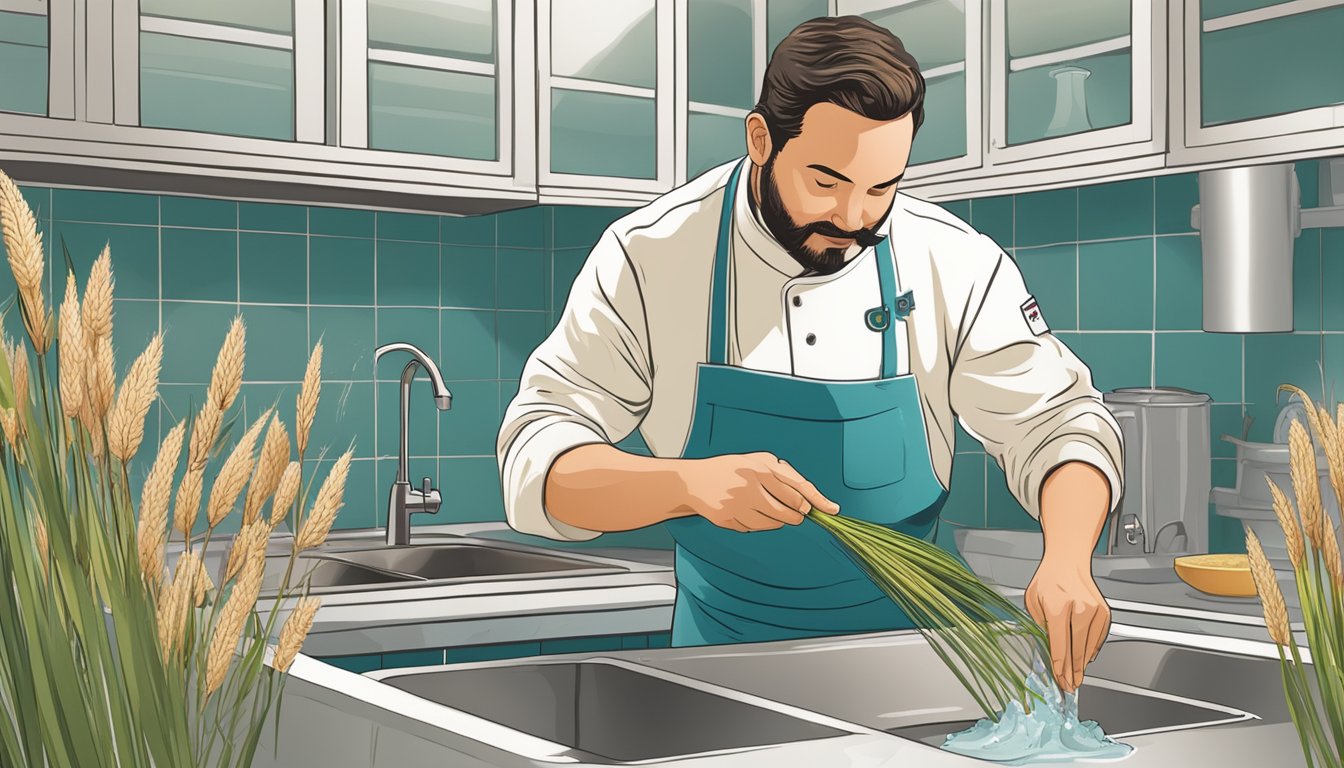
xmin=0 ymin=408 xmax=17 ymax=458
xmin=296 ymin=342 xmax=322 ymax=457
xmin=137 ymin=420 xmax=187 ymax=587
xmin=244 ymin=418 xmax=289 ymax=525
xmin=274 ymin=597 xmax=320 ymax=673
xmin=1290 ymin=420 xmax=1324 ymax=550
xmin=205 ymin=410 xmax=270 ymax=529
xmin=173 ymin=468 xmax=205 ymax=540
xmin=187 ymin=402 xmax=223 ymax=473
xmin=204 ymin=553 xmax=266 ymax=697
xmin=1248 ymin=530 xmax=1292 ymax=646
xmin=224 ymin=518 xmax=270 ymax=583
xmin=0 ymin=170 xmax=50 ymax=353
xmin=295 ymin=451 xmax=351 ymax=552
xmin=269 ymin=461 xmax=301 ymax=528
xmin=6 ymin=339 xmax=29 ymax=438
xmin=158 ymin=551 xmax=205 ymax=658
xmin=58 ymin=272 xmax=85 ymax=419
xmin=82 ymin=245 xmax=113 ymax=343
xmin=208 ymin=316 xmax=244 ymax=412
xmin=1269 ymin=478 xmax=1306 ymax=570
xmin=107 ymin=334 xmax=163 ymax=463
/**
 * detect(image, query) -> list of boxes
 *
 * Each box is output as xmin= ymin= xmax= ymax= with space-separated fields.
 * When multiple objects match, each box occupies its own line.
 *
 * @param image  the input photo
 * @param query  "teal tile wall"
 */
xmin=0 ymin=185 xmax=639 ymax=540
xmin=944 ymin=160 xmax=1344 ymax=555
xmin=8 ymin=158 xmax=1339 ymax=557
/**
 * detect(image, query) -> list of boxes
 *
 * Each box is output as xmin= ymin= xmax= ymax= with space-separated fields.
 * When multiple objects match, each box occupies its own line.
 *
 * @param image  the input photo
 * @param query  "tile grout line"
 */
xmin=1151 ymin=179 xmax=1157 ymax=388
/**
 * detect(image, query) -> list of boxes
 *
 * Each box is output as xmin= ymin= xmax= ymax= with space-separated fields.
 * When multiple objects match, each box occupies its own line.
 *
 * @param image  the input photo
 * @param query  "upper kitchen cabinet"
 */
xmin=1171 ymin=0 xmax=1344 ymax=166
xmin=985 ymin=0 xmax=1165 ymax=173
xmin=839 ymin=0 xmax=984 ymax=181
xmin=0 ymin=0 xmax=537 ymax=215
xmin=537 ymin=0 xmax=673 ymax=204
xmin=0 ymin=0 xmax=73 ymax=120
xmin=342 ymin=0 xmax=515 ymax=169
xmin=678 ymin=0 xmax=828 ymax=184
xmin=132 ymin=0 xmax=319 ymax=141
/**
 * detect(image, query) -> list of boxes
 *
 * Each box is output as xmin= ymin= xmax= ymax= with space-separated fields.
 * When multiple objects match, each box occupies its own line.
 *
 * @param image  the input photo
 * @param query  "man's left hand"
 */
xmin=1025 ymin=560 xmax=1110 ymax=693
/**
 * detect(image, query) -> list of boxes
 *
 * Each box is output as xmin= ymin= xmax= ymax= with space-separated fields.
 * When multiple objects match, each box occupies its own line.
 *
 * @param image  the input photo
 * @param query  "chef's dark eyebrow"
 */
xmin=807 ymin=164 xmax=904 ymax=189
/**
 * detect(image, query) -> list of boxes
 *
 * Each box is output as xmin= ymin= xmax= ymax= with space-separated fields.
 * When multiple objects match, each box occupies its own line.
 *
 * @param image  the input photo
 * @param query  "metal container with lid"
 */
xmin=1102 ymin=387 xmax=1213 ymax=556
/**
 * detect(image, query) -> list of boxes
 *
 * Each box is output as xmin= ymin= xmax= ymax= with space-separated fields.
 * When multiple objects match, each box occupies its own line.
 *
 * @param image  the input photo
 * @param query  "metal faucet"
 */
xmin=374 ymin=343 xmax=453 ymax=546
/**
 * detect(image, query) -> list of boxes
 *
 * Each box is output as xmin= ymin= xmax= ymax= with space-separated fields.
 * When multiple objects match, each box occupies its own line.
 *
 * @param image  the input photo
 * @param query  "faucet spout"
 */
xmin=375 ymin=342 xmax=452 ymax=407
xmin=375 ymin=342 xmax=451 ymax=545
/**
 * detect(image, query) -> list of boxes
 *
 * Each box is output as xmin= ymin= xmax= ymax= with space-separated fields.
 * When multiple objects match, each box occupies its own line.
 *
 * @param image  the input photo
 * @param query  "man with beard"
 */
xmin=497 ymin=15 xmax=1124 ymax=694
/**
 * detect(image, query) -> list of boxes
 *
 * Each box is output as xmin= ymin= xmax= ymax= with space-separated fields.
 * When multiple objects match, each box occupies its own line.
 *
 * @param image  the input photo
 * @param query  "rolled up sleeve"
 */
xmin=948 ymin=235 xmax=1124 ymax=520
xmin=496 ymin=230 xmax=653 ymax=541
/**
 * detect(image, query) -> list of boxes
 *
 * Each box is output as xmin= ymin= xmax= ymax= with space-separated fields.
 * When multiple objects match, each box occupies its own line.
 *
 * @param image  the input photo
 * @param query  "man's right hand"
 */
xmin=677 ymin=452 xmax=840 ymax=532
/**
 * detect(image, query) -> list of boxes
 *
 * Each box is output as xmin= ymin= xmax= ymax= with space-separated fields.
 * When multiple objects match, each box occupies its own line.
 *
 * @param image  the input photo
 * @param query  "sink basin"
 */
xmin=887 ymin=677 xmax=1251 ymax=747
xmin=326 ymin=543 xmax=624 ymax=581
xmin=640 ymin=633 xmax=1255 ymax=743
xmin=260 ymin=555 xmax=416 ymax=592
xmin=376 ymin=658 xmax=853 ymax=763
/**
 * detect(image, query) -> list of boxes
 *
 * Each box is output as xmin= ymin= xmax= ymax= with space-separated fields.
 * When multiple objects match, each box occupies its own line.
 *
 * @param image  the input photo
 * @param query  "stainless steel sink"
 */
xmin=638 ymin=633 xmax=1256 ymax=745
xmin=887 ymin=677 xmax=1252 ymax=747
xmin=376 ymin=658 xmax=856 ymax=763
xmin=328 ymin=543 xmax=621 ymax=581
xmin=260 ymin=554 xmax=417 ymax=592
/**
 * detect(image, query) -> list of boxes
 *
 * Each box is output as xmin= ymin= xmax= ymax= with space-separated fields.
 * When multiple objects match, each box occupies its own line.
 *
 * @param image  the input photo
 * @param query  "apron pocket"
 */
xmin=842 ymin=407 xmax=907 ymax=490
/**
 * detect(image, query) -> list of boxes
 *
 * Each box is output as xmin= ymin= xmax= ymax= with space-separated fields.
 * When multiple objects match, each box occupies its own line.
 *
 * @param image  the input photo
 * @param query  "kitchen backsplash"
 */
xmin=2 ymin=159 xmax=1338 ymax=553
xmin=939 ymin=160 xmax=1342 ymax=554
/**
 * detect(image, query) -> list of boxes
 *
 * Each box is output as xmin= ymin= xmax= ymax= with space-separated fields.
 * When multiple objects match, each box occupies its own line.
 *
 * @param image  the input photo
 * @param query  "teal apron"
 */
xmin=665 ymin=157 xmax=950 ymax=646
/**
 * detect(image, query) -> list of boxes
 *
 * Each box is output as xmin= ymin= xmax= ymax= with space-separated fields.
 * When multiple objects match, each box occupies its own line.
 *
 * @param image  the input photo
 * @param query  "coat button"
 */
xmin=805 ymin=333 xmax=816 ymax=345
xmin=792 ymin=295 xmax=802 ymax=307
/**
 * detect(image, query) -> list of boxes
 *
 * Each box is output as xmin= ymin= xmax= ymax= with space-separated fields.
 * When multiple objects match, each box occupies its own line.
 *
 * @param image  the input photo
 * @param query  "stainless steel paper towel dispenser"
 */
xmin=1191 ymin=164 xmax=1301 ymax=334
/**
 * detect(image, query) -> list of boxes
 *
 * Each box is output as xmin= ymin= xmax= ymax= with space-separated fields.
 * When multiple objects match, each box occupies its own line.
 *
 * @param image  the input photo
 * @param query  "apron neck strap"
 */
xmin=708 ymin=157 xmax=901 ymax=376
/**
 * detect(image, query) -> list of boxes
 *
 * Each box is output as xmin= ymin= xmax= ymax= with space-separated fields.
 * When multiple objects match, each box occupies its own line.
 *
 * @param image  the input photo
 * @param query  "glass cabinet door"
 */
xmin=839 ymin=0 xmax=983 ymax=177
xmin=1183 ymin=0 xmax=1344 ymax=152
xmin=0 ymin=0 xmax=49 ymax=116
xmin=542 ymin=0 xmax=672 ymax=190
xmin=137 ymin=0 xmax=302 ymax=141
xmin=989 ymin=0 xmax=1155 ymax=161
xmin=682 ymin=0 xmax=828 ymax=182
xmin=365 ymin=0 xmax=501 ymax=161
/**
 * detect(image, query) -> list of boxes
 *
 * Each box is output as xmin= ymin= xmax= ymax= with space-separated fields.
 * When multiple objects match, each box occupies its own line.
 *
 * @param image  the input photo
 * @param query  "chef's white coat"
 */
xmin=497 ymin=159 xmax=1125 ymax=541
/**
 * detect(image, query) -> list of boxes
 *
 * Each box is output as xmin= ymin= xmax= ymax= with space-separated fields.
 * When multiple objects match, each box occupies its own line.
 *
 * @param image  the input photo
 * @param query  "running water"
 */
xmin=941 ymin=658 xmax=1134 ymax=764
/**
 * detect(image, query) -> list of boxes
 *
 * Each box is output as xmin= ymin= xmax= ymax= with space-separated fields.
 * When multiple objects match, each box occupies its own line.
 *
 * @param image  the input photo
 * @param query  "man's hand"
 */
xmin=1031 ymin=460 xmax=1114 ymax=693
xmin=679 ymin=452 xmax=840 ymax=531
xmin=1025 ymin=560 xmax=1110 ymax=693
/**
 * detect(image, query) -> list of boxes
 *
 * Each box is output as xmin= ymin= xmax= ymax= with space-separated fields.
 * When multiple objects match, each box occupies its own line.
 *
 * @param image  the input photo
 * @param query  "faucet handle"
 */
xmin=421 ymin=476 xmax=433 ymax=496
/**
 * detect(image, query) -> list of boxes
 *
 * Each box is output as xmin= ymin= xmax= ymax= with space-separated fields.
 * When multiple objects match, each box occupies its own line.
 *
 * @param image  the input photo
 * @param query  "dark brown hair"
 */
xmin=754 ymin=15 xmax=925 ymax=153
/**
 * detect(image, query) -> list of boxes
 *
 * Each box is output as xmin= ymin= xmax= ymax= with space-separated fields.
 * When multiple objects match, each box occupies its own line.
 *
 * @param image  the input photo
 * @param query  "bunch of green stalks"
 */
xmin=0 ymin=167 xmax=354 ymax=768
xmin=1247 ymin=384 xmax=1344 ymax=768
xmin=808 ymin=509 xmax=1053 ymax=721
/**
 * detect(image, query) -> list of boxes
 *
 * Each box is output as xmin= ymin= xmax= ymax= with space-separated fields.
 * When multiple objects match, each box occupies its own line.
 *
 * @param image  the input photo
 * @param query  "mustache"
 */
xmin=806 ymin=221 xmax=885 ymax=247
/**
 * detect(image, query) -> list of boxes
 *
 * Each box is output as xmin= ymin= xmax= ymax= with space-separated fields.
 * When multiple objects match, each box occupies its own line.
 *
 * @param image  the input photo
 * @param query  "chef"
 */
xmin=497 ymin=15 xmax=1124 ymax=693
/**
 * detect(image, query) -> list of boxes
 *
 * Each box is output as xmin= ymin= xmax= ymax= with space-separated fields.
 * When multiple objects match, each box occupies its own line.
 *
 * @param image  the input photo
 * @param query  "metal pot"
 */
xmin=1103 ymin=387 xmax=1213 ymax=556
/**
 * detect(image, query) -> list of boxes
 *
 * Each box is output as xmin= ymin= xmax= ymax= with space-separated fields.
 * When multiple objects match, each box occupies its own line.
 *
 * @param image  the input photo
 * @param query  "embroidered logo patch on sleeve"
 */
xmin=1021 ymin=297 xmax=1048 ymax=335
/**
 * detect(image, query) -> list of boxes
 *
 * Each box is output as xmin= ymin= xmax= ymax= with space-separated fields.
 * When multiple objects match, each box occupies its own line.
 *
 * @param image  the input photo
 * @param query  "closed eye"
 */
xmin=816 ymin=180 xmax=837 ymax=190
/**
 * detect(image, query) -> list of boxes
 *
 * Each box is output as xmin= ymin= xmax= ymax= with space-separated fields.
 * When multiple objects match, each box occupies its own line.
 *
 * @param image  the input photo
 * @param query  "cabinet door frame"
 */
xmin=674 ymin=0 xmax=768 ymax=187
xmin=338 ymin=0 xmax=528 ymax=178
xmin=837 ymin=0 xmax=985 ymax=181
xmin=0 ymin=0 xmax=76 ymax=120
xmin=985 ymin=0 xmax=1163 ymax=167
xmin=106 ymin=0 xmax=328 ymax=141
xmin=1171 ymin=0 xmax=1344 ymax=165
xmin=538 ymin=0 xmax=675 ymax=195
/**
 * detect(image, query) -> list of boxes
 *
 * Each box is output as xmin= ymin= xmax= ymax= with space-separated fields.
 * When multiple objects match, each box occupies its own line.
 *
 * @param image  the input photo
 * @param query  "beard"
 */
xmin=755 ymin=154 xmax=891 ymax=276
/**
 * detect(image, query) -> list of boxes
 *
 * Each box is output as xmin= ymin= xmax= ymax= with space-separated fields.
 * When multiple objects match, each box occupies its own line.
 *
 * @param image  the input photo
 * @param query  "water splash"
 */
xmin=941 ymin=658 xmax=1134 ymax=764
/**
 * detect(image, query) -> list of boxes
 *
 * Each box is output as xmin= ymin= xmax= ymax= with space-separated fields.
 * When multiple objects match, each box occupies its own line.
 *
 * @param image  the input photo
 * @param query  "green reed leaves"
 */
xmin=808 ymin=509 xmax=1052 ymax=720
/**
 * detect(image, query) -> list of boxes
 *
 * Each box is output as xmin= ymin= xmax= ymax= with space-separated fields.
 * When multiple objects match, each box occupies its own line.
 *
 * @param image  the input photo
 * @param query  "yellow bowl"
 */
xmin=1173 ymin=554 xmax=1257 ymax=597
